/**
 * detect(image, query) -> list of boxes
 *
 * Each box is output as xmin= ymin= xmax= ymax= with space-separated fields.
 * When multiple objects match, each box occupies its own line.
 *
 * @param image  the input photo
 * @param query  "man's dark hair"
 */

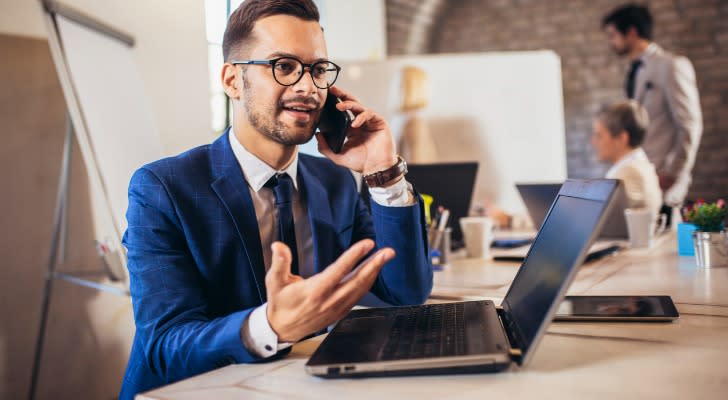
xmin=598 ymin=100 xmax=649 ymax=148
xmin=602 ymin=3 xmax=653 ymax=40
xmin=222 ymin=0 xmax=320 ymax=61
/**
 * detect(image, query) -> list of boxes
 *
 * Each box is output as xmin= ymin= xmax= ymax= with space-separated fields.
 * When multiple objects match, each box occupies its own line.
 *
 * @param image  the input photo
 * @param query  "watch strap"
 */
xmin=363 ymin=155 xmax=408 ymax=187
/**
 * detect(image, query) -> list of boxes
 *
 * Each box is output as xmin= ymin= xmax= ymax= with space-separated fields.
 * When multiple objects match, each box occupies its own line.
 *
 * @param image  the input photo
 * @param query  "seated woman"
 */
xmin=591 ymin=100 xmax=662 ymax=216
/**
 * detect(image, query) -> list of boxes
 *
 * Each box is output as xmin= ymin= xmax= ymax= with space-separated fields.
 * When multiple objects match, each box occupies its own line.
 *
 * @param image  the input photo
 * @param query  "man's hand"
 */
xmin=316 ymin=86 xmax=398 ymax=176
xmin=265 ymin=239 xmax=395 ymax=343
xmin=658 ymin=174 xmax=676 ymax=191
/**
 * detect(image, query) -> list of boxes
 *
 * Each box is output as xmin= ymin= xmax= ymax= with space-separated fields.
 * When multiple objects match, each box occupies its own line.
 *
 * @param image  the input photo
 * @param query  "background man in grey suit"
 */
xmin=602 ymin=4 xmax=703 ymax=224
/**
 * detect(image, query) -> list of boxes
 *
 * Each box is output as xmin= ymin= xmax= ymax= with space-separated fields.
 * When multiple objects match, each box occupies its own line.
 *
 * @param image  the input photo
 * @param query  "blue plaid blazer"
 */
xmin=119 ymin=130 xmax=432 ymax=399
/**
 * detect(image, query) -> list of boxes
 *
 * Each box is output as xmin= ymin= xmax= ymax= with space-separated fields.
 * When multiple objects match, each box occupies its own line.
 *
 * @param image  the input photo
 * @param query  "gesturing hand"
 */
xmin=265 ymin=239 xmax=395 ymax=343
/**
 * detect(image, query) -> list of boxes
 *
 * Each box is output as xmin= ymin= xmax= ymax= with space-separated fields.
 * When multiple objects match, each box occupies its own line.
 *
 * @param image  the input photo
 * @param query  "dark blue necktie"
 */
xmin=625 ymin=59 xmax=643 ymax=99
xmin=267 ymin=173 xmax=299 ymax=275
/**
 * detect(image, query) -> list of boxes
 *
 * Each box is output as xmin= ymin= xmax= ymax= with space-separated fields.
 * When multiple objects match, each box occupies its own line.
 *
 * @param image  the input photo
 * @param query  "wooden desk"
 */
xmin=138 ymin=232 xmax=728 ymax=399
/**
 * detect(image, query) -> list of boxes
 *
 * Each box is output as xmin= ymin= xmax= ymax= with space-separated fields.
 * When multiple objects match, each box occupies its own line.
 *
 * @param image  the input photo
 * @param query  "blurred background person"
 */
xmin=592 ymin=100 xmax=662 ymax=216
xmin=602 ymin=3 xmax=702 ymax=225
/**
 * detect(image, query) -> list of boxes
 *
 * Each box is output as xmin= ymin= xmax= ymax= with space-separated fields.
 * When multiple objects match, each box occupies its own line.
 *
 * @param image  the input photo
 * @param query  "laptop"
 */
xmin=306 ymin=179 xmax=620 ymax=377
xmin=517 ymin=181 xmax=629 ymax=239
xmin=362 ymin=162 xmax=478 ymax=248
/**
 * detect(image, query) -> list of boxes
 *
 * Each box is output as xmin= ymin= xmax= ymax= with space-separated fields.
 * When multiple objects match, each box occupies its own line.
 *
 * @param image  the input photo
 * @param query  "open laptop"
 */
xmin=306 ymin=179 xmax=620 ymax=377
xmin=362 ymin=162 xmax=478 ymax=248
xmin=517 ymin=181 xmax=629 ymax=239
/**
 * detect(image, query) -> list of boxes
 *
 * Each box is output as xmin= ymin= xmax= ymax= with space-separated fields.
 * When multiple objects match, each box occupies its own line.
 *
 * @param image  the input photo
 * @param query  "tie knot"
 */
xmin=629 ymin=59 xmax=643 ymax=71
xmin=267 ymin=173 xmax=294 ymax=206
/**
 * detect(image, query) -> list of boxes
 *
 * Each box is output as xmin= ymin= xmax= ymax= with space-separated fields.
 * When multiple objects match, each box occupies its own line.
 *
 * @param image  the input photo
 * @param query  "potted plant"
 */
xmin=683 ymin=199 xmax=727 ymax=268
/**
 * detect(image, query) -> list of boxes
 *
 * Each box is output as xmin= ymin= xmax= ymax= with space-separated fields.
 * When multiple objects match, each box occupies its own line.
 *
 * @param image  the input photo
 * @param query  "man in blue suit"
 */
xmin=119 ymin=0 xmax=432 ymax=398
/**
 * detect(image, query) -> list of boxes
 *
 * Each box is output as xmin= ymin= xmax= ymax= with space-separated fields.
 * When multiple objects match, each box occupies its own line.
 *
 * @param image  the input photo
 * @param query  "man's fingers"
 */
xmin=324 ymin=248 xmax=395 ymax=310
xmin=266 ymin=242 xmax=292 ymax=291
xmin=329 ymin=85 xmax=360 ymax=103
xmin=310 ymin=239 xmax=376 ymax=288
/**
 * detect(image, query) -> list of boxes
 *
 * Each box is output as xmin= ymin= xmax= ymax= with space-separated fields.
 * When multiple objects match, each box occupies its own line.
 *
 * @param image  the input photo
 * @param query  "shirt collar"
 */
xmin=228 ymin=130 xmax=299 ymax=192
xmin=639 ymin=42 xmax=659 ymax=62
xmin=607 ymin=147 xmax=645 ymax=176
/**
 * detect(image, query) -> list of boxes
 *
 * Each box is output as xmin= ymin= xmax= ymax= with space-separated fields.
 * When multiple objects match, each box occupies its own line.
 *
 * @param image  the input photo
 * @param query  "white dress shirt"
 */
xmin=229 ymin=132 xmax=414 ymax=357
xmin=606 ymin=147 xmax=663 ymax=217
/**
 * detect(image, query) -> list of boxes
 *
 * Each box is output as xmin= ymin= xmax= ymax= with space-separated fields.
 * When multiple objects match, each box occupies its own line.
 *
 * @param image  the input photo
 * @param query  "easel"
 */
xmin=29 ymin=1 xmax=136 ymax=398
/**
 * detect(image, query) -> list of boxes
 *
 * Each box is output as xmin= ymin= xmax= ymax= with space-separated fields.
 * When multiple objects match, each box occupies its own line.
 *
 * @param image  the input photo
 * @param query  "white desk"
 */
xmin=138 ymin=232 xmax=728 ymax=399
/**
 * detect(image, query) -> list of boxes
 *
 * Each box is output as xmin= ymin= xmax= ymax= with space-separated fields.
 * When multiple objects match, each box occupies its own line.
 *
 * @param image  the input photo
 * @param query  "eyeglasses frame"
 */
xmin=230 ymin=57 xmax=341 ymax=89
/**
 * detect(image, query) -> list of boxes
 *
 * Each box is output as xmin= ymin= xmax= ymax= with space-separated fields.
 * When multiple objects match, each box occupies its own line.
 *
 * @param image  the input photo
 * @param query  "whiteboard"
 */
xmin=333 ymin=52 xmax=567 ymax=216
xmin=56 ymin=15 xmax=162 ymax=236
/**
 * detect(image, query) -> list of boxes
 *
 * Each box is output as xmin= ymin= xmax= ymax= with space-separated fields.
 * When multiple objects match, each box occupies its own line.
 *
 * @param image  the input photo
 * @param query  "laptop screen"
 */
xmin=389 ymin=162 xmax=478 ymax=246
xmin=502 ymin=187 xmax=611 ymax=363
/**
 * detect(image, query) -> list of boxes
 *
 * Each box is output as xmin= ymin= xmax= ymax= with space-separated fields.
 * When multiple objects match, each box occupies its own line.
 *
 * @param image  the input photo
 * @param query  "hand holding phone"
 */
xmin=317 ymin=92 xmax=353 ymax=154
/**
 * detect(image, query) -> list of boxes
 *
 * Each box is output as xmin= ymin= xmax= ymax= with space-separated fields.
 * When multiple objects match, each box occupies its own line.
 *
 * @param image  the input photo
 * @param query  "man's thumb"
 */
xmin=267 ymin=242 xmax=292 ymax=288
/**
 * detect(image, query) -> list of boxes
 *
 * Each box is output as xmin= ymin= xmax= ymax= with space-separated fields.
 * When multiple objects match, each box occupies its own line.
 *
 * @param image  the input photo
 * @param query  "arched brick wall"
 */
xmin=387 ymin=0 xmax=728 ymax=202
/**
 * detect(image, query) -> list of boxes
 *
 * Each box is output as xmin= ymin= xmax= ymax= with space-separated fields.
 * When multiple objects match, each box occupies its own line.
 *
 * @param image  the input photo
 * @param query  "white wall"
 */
xmin=320 ymin=0 xmax=387 ymax=62
xmin=336 ymin=52 xmax=568 ymax=216
xmin=0 ymin=0 xmax=213 ymax=155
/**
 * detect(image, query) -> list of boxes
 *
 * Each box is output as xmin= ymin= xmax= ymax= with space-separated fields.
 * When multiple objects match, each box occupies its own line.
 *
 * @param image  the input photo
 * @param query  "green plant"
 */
xmin=683 ymin=199 xmax=727 ymax=232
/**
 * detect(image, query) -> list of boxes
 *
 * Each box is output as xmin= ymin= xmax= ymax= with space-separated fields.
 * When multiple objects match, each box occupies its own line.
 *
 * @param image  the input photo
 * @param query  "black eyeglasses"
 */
xmin=231 ymin=57 xmax=341 ymax=89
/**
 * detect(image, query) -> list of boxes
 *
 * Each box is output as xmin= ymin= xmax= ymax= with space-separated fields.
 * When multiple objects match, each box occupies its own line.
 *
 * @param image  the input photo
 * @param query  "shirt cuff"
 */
xmin=368 ymin=178 xmax=415 ymax=207
xmin=240 ymin=303 xmax=293 ymax=358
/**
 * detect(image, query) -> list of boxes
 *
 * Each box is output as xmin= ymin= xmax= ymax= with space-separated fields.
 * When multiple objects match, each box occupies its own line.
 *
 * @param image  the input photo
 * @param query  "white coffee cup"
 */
xmin=624 ymin=208 xmax=665 ymax=248
xmin=459 ymin=216 xmax=495 ymax=259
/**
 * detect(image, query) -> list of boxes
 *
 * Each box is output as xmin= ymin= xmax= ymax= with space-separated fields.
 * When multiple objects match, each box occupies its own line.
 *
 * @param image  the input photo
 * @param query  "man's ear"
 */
xmin=221 ymin=63 xmax=240 ymax=99
xmin=626 ymin=26 xmax=640 ymax=41
xmin=618 ymin=130 xmax=631 ymax=148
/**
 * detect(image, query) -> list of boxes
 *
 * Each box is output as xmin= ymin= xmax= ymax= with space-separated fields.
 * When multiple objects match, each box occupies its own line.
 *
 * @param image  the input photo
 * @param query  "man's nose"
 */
xmin=292 ymin=68 xmax=317 ymax=94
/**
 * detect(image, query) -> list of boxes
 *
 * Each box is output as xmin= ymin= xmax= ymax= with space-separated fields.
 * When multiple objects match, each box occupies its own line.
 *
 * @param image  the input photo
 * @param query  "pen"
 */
xmin=432 ymin=209 xmax=450 ymax=250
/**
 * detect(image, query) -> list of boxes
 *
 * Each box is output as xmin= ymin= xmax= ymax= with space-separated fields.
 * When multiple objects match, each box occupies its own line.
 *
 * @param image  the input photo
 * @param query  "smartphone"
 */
xmin=553 ymin=295 xmax=679 ymax=322
xmin=316 ymin=93 xmax=352 ymax=154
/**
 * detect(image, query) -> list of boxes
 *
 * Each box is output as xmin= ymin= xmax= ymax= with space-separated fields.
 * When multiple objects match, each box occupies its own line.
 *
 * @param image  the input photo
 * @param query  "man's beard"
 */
xmin=242 ymin=74 xmax=318 ymax=146
xmin=612 ymin=42 xmax=631 ymax=57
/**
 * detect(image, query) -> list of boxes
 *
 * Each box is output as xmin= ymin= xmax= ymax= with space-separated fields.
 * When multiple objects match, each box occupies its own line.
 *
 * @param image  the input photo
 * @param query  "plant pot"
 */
xmin=692 ymin=231 xmax=728 ymax=268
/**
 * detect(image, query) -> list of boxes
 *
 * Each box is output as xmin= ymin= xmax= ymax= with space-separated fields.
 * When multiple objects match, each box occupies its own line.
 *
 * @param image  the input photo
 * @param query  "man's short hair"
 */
xmin=598 ymin=100 xmax=650 ymax=148
xmin=602 ymin=3 xmax=653 ymax=40
xmin=222 ymin=0 xmax=320 ymax=61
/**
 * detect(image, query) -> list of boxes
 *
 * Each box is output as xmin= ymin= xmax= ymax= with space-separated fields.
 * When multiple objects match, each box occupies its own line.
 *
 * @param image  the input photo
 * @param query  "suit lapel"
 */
xmin=298 ymin=158 xmax=334 ymax=273
xmin=209 ymin=130 xmax=267 ymax=302
xmin=634 ymin=63 xmax=651 ymax=104
xmin=635 ymin=45 xmax=662 ymax=104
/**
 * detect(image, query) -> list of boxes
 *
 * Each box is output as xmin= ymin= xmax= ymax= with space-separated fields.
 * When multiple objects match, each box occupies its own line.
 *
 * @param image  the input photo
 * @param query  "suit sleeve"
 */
xmin=350 ymin=185 xmax=433 ymax=305
xmin=123 ymin=167 xmax=264 ymax=384
xmin=663 ymin=56 xmax=703 ymax=179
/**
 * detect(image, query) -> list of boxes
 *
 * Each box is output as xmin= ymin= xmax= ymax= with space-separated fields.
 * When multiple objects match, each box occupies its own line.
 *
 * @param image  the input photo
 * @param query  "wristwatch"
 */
xmin=363 ymin=155 xmax=408 ymax=187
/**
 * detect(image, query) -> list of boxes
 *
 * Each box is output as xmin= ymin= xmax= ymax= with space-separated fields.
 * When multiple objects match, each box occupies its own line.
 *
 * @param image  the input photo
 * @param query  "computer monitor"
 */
xmin=404 ymin=162 xmax=479 ymax=247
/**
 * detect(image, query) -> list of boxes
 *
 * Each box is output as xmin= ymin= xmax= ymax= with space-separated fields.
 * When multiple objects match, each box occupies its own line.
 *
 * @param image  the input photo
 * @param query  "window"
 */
xmin=205 ymin=0 xmax=244 ymax=133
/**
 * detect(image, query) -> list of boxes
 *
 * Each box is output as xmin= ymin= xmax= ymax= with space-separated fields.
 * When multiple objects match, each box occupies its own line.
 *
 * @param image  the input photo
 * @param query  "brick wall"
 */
xmin=386 ymin=0 xmax=728 ymax=202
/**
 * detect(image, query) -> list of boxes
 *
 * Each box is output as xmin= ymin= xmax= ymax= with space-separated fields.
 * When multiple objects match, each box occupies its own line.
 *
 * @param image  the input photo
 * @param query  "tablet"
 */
xmin=554 ymin=295 xmax=679 ymax=322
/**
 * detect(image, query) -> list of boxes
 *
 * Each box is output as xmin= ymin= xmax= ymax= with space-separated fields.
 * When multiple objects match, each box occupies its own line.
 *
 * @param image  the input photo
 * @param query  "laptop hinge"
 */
xmin=497 ymin=307 xmax=524 ymax=364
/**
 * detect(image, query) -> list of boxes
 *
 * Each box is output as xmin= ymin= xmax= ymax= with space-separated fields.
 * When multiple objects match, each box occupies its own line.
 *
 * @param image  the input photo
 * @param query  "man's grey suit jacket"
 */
xmin=634 ymin=44 xmax=702 ymax=206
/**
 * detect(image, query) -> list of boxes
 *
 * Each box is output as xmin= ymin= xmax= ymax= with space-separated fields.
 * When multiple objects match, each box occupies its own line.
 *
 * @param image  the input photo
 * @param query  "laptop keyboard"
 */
xmin=380 ymin=303 xmax=467 ymax=360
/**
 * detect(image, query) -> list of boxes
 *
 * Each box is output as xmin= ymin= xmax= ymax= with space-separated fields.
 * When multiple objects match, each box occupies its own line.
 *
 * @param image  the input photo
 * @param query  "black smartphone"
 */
xmin=316 ymin=93 xmax=351 ymax=154
xmin=554 ymin=295 xmax=679 ymax=322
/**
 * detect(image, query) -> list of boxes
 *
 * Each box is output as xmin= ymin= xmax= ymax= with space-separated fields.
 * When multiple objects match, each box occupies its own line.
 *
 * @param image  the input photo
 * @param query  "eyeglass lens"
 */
xmin=272 ymin=57 xmax=338 ymax=88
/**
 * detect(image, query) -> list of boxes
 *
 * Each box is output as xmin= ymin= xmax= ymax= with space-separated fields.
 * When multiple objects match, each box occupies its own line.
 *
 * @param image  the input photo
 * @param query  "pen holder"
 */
xmin=429 ymin=227 xmax=451 ymax=266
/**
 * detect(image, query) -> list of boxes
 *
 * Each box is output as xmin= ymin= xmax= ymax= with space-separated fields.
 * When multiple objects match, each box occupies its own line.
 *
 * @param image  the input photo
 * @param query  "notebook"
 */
xmin=516 ymin=181 xmax=629 ymax=240
xmin=306 ymin=179 xmax=620 ymax=377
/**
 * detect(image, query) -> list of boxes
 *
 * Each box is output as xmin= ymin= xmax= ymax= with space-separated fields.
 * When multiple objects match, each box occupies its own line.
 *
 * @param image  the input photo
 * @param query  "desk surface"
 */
xmin=138 ymin=232 xmax=728 ymax=399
